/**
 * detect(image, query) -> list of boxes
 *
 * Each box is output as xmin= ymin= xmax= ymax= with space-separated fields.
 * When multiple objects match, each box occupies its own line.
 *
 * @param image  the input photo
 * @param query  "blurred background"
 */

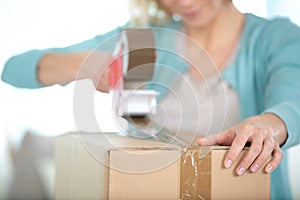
xmin=0 ymin=0 xmax=299 ymax=199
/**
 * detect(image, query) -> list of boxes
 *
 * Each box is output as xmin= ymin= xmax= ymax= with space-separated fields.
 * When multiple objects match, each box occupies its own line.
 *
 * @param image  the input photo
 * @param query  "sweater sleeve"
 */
xmin=1 ymin=27 xmax=123 ymax=88
xmin=262 ymin=18 xmax=300 ymax=150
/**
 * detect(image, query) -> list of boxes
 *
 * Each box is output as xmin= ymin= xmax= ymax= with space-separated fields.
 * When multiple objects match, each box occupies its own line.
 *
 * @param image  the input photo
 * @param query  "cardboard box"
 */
xmin=55 ymin=132 xmax=270 ymax=200
xmin=180 ymin=146 xmax=270 ymax=200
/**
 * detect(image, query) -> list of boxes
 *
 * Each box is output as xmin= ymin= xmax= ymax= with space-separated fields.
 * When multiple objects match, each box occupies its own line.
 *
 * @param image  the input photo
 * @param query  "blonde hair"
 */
xmin=128 ymin=0 xmax=173 ymax=27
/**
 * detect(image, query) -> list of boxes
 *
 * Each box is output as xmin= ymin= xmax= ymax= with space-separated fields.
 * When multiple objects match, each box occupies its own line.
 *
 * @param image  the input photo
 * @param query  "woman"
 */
xmin=2 ymin=0 xmax=300 ymax=199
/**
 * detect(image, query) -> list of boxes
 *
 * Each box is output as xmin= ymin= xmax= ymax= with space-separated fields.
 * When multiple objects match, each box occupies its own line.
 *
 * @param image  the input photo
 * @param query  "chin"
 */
xmin=182 ymin=11 xmax=218 ymax=29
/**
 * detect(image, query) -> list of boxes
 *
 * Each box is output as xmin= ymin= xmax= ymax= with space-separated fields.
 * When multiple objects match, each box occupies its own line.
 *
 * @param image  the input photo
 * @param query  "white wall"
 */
xmin=0 ymin=0 xmax=129 ymax=199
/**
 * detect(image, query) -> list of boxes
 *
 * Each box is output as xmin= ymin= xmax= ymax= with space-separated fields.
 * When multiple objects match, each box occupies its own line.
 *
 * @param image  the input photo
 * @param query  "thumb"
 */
xmin=197 ymin=134 xmax=219 ymax=146
xmin=198 ymin=129 xmax=236 ymax=146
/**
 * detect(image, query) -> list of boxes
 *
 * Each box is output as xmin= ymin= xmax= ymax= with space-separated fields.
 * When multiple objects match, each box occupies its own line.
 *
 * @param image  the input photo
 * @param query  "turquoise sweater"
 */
xmin=2 ymin=13 xmax=300 ymax=199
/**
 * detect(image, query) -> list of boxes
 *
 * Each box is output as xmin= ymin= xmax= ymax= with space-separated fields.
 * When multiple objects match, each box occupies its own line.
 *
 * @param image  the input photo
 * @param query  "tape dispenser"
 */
xmin=108 ymin=28 xmax=159 ymax=118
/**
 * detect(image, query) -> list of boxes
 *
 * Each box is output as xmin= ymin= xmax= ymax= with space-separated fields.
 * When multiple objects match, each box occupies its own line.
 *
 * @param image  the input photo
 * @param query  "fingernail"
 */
xmin=266 ymin=165 xmax=273 ymax=173
xmin=251 ymin=164 xmax=259 ymax=173
xmin=237 ymin=167 xmax=246 ymax=176
xmin=225 ymin=159 xmax=232 ymax=168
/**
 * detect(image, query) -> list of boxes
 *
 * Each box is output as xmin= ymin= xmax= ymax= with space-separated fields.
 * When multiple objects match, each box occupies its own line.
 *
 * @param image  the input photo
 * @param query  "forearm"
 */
xmin=37 ymin=52 xmax=90 ymax=86
xmin=38 ymin=51 xmax=112 ymax=92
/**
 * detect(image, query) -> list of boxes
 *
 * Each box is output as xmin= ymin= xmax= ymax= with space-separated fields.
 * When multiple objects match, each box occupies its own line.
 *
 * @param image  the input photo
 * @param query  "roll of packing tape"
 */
xmin=121 ymin=28 xmax=156 ymax=85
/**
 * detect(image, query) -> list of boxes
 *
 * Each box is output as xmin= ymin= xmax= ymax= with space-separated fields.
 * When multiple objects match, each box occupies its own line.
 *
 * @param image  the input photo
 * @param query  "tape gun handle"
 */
xmin=108 ymin=49 xmax=123 ymax=89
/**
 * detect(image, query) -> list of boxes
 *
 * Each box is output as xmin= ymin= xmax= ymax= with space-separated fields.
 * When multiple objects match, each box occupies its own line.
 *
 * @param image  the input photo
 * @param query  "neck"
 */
xmin=186 ymin=4 xmax=244 ymax=49
xmin=184 ymin=4 xmax=245 ymax=78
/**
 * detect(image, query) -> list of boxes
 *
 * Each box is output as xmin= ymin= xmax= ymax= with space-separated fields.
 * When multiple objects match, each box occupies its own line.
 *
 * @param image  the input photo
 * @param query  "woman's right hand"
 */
xmin=77 ymin=51 xmax=112 ymax=92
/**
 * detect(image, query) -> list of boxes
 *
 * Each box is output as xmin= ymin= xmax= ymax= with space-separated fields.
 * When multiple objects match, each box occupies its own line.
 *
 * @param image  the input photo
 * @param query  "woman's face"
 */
xmin=159 ymin=0 xmax=229 ymax=29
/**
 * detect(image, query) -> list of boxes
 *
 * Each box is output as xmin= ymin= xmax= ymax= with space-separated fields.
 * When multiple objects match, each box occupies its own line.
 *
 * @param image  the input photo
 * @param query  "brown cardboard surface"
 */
xmin=109 ymin=149 xmax=180 ymax=200
xmin=55 ymin=132 xmax=270 ymax=200
xmin=211 ymin=149 xmax=270 ymax=200
xmin=55 ymin=132 xmax=182 ymax=200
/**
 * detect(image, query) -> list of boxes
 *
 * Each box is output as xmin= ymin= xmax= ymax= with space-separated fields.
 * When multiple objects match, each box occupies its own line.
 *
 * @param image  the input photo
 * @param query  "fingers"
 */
xmin=94 ymin=67 xmax=110 ymax=92
xmin=215 ymin=125 xmax=281 ymax=175
xmin=248 ymin=137 xmax=274 ymax=173
xmin=265 ymin=142 xmax=283 ymax=173
xmin=224 ymin=127 xmax=252 ymax=170
xmin=228 ymin=132 xmax=282 ymax=176
xmin=232 ymin=128 xmax=264 ymax=175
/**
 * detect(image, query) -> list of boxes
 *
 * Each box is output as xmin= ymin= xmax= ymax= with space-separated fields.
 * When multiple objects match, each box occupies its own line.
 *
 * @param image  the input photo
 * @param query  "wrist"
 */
xmin=75 ymin=51 xmax=113 ymax=81
xmin=262 ymin=113 xmax=288 ymax=146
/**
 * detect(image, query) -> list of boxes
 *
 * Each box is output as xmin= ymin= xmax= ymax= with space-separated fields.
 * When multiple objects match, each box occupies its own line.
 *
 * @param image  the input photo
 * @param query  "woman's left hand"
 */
xmin=197 ymin=113 xmax=287 ymax=175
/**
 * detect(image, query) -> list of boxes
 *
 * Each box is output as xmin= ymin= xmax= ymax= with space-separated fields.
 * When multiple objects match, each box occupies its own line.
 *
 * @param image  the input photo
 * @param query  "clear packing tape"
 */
xmin=181 ymin=146 xmax=211 ymax=200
